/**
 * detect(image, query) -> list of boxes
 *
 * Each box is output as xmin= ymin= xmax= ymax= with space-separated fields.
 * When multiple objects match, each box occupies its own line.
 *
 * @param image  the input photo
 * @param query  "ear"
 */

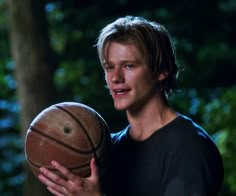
xmin=157 ymin=71 xmax=169 ymax=81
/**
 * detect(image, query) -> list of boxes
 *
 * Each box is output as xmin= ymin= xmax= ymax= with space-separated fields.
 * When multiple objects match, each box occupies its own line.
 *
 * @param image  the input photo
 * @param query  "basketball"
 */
xmin=24 ymin=102 xmax=111 ymax=179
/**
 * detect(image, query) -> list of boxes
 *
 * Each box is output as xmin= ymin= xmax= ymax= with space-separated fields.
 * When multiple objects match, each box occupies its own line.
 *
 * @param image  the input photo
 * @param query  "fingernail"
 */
xmin=38 ymin=174 xmax=42 ymax=179
xmin=39 ymin=167 xmax=45 ymax=172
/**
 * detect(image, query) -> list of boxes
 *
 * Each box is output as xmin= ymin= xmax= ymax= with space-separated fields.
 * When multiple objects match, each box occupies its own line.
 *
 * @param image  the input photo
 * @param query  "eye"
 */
xmin=103 ymin=64 xmax=114 ymax=72
xmin=124 ymin=64 xmax=134 ymax=69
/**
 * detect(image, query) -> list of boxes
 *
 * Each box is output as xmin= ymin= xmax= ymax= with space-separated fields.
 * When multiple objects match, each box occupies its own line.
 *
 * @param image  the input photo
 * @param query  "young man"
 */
xmin=38 ymin=16 xmax=224 ymax=196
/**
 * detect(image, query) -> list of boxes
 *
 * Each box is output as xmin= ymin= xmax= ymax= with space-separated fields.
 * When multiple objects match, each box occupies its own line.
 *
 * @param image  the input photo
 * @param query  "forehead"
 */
xmin=104 ymin=41 xmax=144 ymax=63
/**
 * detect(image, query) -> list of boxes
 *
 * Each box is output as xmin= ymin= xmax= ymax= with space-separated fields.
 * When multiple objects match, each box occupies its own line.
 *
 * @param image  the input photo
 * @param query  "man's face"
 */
xmin=103 ymin=41 xmax=159 ymax=112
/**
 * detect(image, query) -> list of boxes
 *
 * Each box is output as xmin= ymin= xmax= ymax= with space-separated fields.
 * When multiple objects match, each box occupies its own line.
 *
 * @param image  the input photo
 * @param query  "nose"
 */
xmin=111 ymin=67 xmax=124 ymax=83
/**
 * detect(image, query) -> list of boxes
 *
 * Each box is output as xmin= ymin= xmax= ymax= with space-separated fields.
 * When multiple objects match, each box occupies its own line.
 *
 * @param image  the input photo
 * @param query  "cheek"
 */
xmin=138 ymin=75 xmax=157 ymax=90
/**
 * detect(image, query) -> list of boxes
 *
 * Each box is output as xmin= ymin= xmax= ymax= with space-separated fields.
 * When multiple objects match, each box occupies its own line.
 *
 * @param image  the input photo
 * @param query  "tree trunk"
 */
xmin=6 ymin=0 xmax=56 ymax=195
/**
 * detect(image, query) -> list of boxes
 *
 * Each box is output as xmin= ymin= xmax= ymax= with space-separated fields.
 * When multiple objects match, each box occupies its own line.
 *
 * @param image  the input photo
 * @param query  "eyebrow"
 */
xmin=103 ymin=59 xmax=143 ymax=66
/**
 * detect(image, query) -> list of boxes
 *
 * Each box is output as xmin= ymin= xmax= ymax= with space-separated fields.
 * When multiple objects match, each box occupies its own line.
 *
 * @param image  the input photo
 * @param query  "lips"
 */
xmin=112 ymin=88 xmax=130 ymax=95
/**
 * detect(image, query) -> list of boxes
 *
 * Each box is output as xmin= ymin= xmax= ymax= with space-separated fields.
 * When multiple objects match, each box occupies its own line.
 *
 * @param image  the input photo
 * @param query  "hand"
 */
xmin=38 ymin=158 xmax=102 ymax=196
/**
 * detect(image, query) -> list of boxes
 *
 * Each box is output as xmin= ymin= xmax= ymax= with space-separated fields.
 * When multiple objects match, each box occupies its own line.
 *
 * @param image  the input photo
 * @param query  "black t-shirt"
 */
xmin=105 ymin=115 xmax=224 ymax=196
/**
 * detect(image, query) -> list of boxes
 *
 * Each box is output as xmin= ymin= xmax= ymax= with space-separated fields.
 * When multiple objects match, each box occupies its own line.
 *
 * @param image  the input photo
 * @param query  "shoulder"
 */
xmin=174 ymin=114 xmax=207 ymax=135
xmin=163 ymin=114 xmax=223 ymax=175
xmin=162 ymin=115 xmax=224 ymax=194
xmin=168 ymin=114 xmax=215 ymax=145
xmin=110 ymin=125 xmax=130 ymax=144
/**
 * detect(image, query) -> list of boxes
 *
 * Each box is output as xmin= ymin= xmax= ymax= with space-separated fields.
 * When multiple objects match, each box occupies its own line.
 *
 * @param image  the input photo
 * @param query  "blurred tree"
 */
xmin=6 ymin=0 xmax=56 ymax=195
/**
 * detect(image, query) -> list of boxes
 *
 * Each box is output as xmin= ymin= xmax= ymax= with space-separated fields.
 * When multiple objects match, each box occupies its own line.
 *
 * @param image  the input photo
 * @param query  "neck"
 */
xmin=126 ymin=96 xmax=178 ymax=141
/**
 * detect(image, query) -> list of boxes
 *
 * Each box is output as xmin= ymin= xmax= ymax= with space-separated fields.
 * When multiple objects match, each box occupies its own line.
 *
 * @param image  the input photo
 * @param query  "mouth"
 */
xmin=112 ymin=88 xmax=130 ymax=96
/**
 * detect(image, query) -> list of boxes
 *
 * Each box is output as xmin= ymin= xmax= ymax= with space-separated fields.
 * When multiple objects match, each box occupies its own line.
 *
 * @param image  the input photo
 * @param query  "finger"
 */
xmin=90 ymin=158 xmax=99 ymax=179
xmin=39 ymin=167 xmax=67 ymax=187
xmin=51 ymin=160 xmax=75 ymax=180
xmin=51 ymin=161 xmax=86 ymax=192
xmin=38 ymin=172 xmax=65 ymax=195
xmin=47 ymin=186 xmax=65 ymax=196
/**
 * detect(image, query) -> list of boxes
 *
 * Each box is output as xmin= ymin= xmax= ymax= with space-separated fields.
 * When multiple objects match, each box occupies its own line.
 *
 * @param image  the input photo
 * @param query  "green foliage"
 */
xmin=0 ymin=99 xmax=24 ymax=195
xmin=0 ymin=132 xmax=24 ymax=195
xmin=202 ymin=87 xmax=236 ymax=193
xmin=0 ymin=3 xmax=24 ymax=193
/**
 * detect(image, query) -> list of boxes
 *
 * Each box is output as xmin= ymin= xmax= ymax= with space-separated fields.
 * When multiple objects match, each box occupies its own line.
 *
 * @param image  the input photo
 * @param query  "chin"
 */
xmin=114 ymin=106 xmax=126 ymax=111
xmin=114 ymin=103 xmax=128 ymax=111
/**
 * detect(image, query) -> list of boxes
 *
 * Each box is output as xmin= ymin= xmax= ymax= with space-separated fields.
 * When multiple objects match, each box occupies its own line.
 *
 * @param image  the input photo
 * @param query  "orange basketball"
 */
xmin=24 ymin=102 xmax=111 ymax=179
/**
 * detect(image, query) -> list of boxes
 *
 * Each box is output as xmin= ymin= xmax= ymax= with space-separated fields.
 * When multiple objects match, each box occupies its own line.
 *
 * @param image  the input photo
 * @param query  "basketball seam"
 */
xmin=27 ymin=156 xmax=90 ymax=170
xmin=27 ymin=154 xmax=105 ymax=170
xmin=56 ymin=105 xmax=99 ymax=157
xmin=30 ymin=126 xmax=94 ymax=154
